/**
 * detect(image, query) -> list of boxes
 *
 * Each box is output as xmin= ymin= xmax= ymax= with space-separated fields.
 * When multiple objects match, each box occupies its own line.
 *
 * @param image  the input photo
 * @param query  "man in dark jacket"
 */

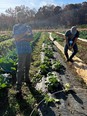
xmin=64 ymin=26 xmax=79 ymax=63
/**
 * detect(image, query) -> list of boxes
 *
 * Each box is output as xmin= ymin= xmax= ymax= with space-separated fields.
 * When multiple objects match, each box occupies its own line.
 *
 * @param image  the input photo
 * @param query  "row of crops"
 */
xmin=0 ymin=34 xmax=12 ymax=42
xmin=79 ymin=30 xmax=87 ymax=39
xmin=61 ymin=30 xmax=87 ymax=40
xmin=0 ymin=32 xmax=41 ymax=89
xmin=37 ymin=39 xmax=69 ymax=92
xmin=30 ymin=34 xmax=72 ymax=116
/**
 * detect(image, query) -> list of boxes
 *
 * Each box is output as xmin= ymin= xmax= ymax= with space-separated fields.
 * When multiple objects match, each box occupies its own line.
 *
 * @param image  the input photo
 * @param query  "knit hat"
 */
xmin=70 ymin=26 xmax=77 ymax=35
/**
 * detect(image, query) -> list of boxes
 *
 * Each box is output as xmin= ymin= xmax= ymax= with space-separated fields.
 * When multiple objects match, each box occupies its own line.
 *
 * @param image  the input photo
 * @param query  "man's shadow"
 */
xmin=0 ymin=88 xmax=15 ymax=116
xmin=16 ymin=89 xmax=33 ymax=116
xmin=27 ymin=84 xmax=83 ymax=116
xmin=69 ymin=90 xmax=83 ymax=104
xmin=54 ymin=89 xmax=83 ymax=105
xmin=27 ymin=84 xmax=56 ymax=116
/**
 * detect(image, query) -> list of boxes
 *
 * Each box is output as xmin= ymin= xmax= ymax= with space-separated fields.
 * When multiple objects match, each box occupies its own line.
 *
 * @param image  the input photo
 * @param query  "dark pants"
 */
xmin=16 ymin=53 xmax=31 ymax=90
xmin=64 ymin=44 xmax=78 ymax=60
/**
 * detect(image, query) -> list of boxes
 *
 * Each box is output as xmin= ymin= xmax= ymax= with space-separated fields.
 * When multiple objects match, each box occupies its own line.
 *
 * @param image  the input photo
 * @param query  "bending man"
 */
xmin=64 ymin=26 xmax=79 ymax=63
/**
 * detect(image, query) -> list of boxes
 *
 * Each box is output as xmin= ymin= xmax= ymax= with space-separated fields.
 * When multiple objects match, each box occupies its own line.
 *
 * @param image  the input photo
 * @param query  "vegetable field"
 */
xmin=0 ymin=31 xmax=87 ymax=116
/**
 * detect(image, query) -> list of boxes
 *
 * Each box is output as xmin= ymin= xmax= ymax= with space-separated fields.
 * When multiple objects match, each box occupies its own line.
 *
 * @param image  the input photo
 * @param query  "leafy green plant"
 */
xmin=33 ymin=73 xmax=43 ymax=83
xmin=45 ymin=48 xmax=53 ymax=58
xmin=44 ymin=94 xmax=60 ymax=105
xmin=64 ymin=83 xmax=71 ymax=92
xmin=30 ymin=32 xmax=41 ymax=50
xmin=0 ymin=39 xmax=15 ymax=55
xmin=43 ymin=38 xmax=53 ymax=45
xmin=79 ymin=30 xmax=87 ymax=39
xmin=0 ymin=74 xmax=11 ymax=89
xmin=45 ymin=73 xmax=60 ymax=92
xmin=0 ymin=50 xmax=17 ymax=77
xmin=44 ymin=57 xmax=52 ymax=67
xmin=40 ymin=57 xmax=52 ymax=75
xmin=40 ymin=63 xmax=50 ymax=75
xmin=0 ymin=34 xmax=12 ymax=42
xmin=52 ymin=61 xmax=62 ymax=71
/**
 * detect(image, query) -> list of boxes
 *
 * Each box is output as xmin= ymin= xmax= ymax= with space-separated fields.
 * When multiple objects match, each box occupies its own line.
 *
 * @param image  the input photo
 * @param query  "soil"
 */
xmin=34 ymin=38 xmax=87 ymax=116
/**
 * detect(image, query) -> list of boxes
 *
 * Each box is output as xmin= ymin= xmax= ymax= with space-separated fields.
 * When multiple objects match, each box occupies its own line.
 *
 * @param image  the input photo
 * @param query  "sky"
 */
xmin=0 ymin=0 xmax=86 ymax=13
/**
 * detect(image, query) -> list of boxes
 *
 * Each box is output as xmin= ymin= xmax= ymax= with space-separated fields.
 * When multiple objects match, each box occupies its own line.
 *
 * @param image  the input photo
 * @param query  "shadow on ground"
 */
xmin=0 ymin=88 xmax=16 ymax=116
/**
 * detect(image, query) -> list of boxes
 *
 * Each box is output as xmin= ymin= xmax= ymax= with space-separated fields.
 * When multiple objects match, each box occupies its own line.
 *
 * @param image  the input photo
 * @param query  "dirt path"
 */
xmin=49 ymin=33 xmax=87 ymax=85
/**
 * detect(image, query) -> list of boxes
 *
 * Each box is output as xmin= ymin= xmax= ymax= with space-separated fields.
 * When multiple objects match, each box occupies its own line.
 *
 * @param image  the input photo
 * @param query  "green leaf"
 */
xmin=64 ymin=83 xmax=70 ymax=91
xmin=0 ymin=83 xmax=7 ymax=88
xmin=54 ymin=98 xmax=60 ymax=103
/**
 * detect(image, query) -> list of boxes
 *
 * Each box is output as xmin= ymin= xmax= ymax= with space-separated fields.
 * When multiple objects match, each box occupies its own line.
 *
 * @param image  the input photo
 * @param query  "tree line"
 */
xmin=0 ymin=1 xmax=87 ymax=30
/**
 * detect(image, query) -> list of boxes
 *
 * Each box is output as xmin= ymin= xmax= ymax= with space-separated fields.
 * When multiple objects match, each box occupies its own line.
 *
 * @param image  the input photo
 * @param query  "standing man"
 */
xmin=64 ymin=26 xmax=79 ymax=63
xmin=13 ymin=11 xmax=33 ymax=93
